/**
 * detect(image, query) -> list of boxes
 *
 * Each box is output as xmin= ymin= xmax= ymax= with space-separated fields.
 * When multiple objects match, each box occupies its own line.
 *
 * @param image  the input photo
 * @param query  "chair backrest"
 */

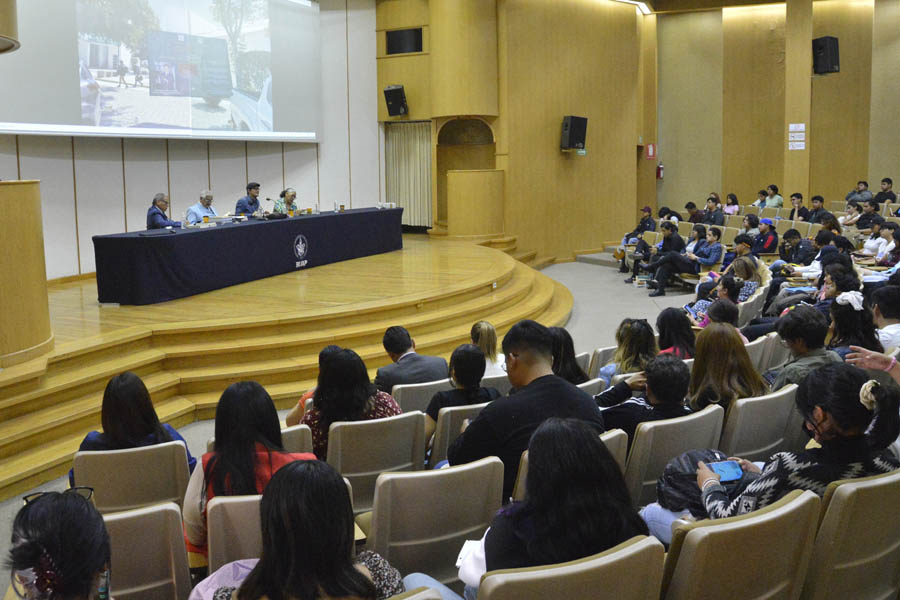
xmin=388 ymin=588 xmax=443 ymax=600
xmin=794 ymin=221 xmax=811 ymax=238
xmin=743 ymin=334 xmax=768 ymax=370
xmin=479 ymin=536 xmax=665 ymax=600
xmin=829 ymin=200 xmax=846 ymax=212
xmin=802 ymin=469 xmax=900 ymax=600
xmin=662 ymin=490 xmax=820 ymax=600
xmin=73 ymin=441 xmax=190 ymax=513
xmin=481 ymin=373 xmax=513 ymax=396
xmin=761 ymin=330 xmax=791 ymax=372
xmin=725 ymin=214 xmax=744 ymax=229
xmin=576 ymin=377 xmax=606 ymax=396
xmin=392 ymin=379 xmax=454 ymax=413
xmin=677 ymin=220 xmax=694 ymax=238
xmin=760 ymin=207 xmax=778 ymax=220
xmin=681 ymin=358 xmax=693 ymax=371
xmin=718 ymin=384 xmax=798 ymax=462
xmin=774 ymin=218 xmax=793 ymax=235
xmin=368 ymin=457 xmax=504 ymax=585
xmin=588 ymin=345 xmax=617 ymax=379
xmin=644 ymin=231 xmax=660 ymax=245
xmin=611 ymin=371 xmax=639 ymax=386
xmin=624 ymin=404 xmax=724 ymax=506
xmin=103 ymin=502 xmax=191 ymax=600
xmin=720 ymin=227 xmax=738 ymax=247
xmin=207 ymin=494 xmax=262 ymax=573
xmin=807 ymin=222 xmax=822 ymax=237
xmin=207 ymin=424 xmax=314 ymax=454
xmin=326 ymin=412 xmax=426 ymax=513
xmin=743 ymin=205 xmax=760 ymax=216
xmin=428 ymin=402 xmax=490 ymax=469
xmin=575 ymin=351 xmax=590 ymax=373
xmin=777 ymin=207 xmax=793 ymax=220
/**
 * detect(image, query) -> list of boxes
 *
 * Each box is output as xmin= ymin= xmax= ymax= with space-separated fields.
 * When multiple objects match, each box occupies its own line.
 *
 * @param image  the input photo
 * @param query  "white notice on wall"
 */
xmin=789 ymin=141 xmax=806 ymax=150
xmin=789 ymin=123 xmax=806 ymax=132
xmin=789 ymin=132 xmax=806 ymax=141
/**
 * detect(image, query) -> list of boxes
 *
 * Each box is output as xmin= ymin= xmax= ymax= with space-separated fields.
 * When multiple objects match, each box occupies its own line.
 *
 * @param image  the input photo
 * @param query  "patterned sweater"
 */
xmin=702 ymin=437 xmax=899 ymax=519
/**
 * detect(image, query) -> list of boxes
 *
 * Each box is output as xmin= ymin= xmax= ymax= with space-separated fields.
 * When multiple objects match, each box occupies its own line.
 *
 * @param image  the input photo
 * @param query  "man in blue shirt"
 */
xmin=648 ymin=227 xmax=724 ymax=297
xmin=235 ymin=181 xmax=262 ymax=216
xmin=186 ymin=189 xmax=218 ymax=224
xmin=146 ymin=193 xmax=181 ymax=229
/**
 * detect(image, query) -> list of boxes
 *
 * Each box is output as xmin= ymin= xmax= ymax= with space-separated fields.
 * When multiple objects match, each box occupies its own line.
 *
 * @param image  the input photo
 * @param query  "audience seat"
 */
xmin=624 ymin=404 xmax=724 ymax=507
xmin=776 ymin=208 xmax=793 ymax=220
xmin=366 ymin=457 xmax=504 ymax=586
xmin=207 ymin=494 xmax=263 ymax=572
xmin=720 ymin=227 xmax=739 ymax=247
xmin=588 ymin=345 xmax=617 ymax=379
xmin=480 ymin=373 xmax=513 ymax=396
xmin=677 ymin=221 xmax=694 ymax=238
xmin=661 ymin=490 xmax=820 ymax=600
xmin=725 ymin=214 xmax=744 ymax=229
xmin=388 ymin=589 xmax=443 ymax=600
xmin=103 ymin=502 xmax=192 ymax=600
xmin=478 ymin=535 xmax=665 ymax=600
xmin=742 ymin=205 xmax=760 ymax=216
xmin=759 ymin=207 xmax=778 ymax=220
xmin=719 ymin=384 xmax=799 ymax=462
xmin=327 ymin=412 xmax=426 ymax=514
xmin=801 ymin=469 xmax=900 ymax=600
xmin=392 ymin=379 xmax=454 ymax=414
xmin=807 ymin=223 xmax=823 ymax=237
xmin=427 ymin=402 xmax=491 ymax=469
xmin=575 ymin=351 xmax=590 ymax=373
xmin=576 ymin=377 xmax=606 ymax=396
xmin=742 ymin=334 xmax=768 ymax=369
xmin=883 ymin=202 xmax=900 ymax=217
xmin=760 ymin=331 xmax=791 ymax=372
xmin=774 ymin=219 xmax=793 ymax=235
xmin=206 ymin=424 xmax=314 ymax=454
xmin=73 ymin=441 xmax=190 ymax=514
xmin=611 ymin=371 xmax=639 ymax=386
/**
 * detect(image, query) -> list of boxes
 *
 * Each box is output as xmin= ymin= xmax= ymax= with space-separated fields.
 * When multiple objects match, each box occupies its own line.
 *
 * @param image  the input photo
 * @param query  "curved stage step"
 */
xmin=0 ymin=237 xmax=573 ymax=500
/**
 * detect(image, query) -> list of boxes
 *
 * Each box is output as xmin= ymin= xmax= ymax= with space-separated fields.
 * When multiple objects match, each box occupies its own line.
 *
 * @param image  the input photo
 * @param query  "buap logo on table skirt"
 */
xmin=294 ymin=234 xmax=309 ymax=268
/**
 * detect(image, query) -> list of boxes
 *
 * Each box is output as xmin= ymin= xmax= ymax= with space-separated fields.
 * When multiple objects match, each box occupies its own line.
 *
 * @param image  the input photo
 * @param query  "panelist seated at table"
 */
xmin=186 ymin=189 xmax=218 ymax=224
xmin=146 ymin=193 xmax=181 ymax=229
xmin=273 ymin=188 xmax=299 ymax=214
xmin=236 ymin=181 xmax=267 ymax=216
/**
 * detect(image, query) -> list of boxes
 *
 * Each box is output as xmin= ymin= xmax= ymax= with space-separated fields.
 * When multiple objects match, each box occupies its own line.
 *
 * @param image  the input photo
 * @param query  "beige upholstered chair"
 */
xmin=73 ymin=441 xmax=190 ymax=513
xmin=206 ymin=424 xmax=313 ymax=454
xmin=801 ymin=469 xmax=900 ymax=600
xmin=611 ymin=371 xmax=639 ymax=386
xmin=624 ymin=404 xmax=724 ymax=506
xmin=588 ymin=345 xmax=617 ymax=379
xmin=761 ymin=331 xmax=792 ymax=372
xmin=207 ymin=494 xmax=263 ymax=572
xmin=720 ymin=226 xmax=739 ymax=247
xmin=480 ymin=373 xmax=513 ymax=396
xmin=479 ymin=535 xmax=665 ymax=600
xmin=576 ymin=377 xmax=606 ymax=396
xmin=719 ymin=384 xmax=798 ymax=462
xmin=103 ymin=502 xmax=191 ymax=600
xmin=677 ymin=220 xmax=694 ymax=238
xmin=392 ymin=379 xmax=454 ymax=413
xmin=743 ymin=205 xmax=760 ymax=216
xmin=743 ymin=332 xmax=768 ymax=368
xmin=575 ymin=351 xmax=590 ymax=373
xmin=661 ymin=490 xmax=820 ymax=600
xmin=327 ymin=411 xmax=426 ymax=513
xmin=366 ymin=457 xmax=504 ymax=585
xmin=427 ymin=401 xmax=490 ymax=469
xmin=388 ymin=588 xmax=443 ymax=600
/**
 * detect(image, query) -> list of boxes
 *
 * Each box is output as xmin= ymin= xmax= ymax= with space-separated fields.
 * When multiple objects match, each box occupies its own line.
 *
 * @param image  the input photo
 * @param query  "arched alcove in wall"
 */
xmin=436 ymin=118 xmax=496 ymax=223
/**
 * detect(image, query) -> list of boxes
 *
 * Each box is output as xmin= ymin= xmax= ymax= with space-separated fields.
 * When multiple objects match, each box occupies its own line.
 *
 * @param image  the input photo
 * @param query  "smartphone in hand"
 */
xmin=706 ymin=460 xmax=743 ymax=482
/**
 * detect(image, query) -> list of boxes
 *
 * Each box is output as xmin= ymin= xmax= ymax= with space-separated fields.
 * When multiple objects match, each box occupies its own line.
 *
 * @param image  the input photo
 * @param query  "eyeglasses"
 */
xmin=22 ymin=486 xmax=93 ymax=506
xmin=502 ymin=353 xmax=518 ymax=373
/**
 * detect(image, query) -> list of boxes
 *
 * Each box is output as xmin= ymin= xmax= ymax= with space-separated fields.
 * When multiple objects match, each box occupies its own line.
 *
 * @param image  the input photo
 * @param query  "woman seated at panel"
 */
xmin=471 ymin=320 xmax=505 ymax=378
xmin=549 ymin=327 xmax=589 ymax=385
xmin=697 ymin=363 xmax=900 ymax=518
xmin=301 ymin=348 xmax=401 ymax=459
xmin=69 ymin=371 xmax=196 ymax=486
xmin=183 ymin=381 xmax=316 ymax=554
xmin=826 ymin=291 xmax=884 ymax=360
xmin=8 ymin=489 xmax=111 ymax=600
xmin=425 ymin=344 xmax=500 ymax=443
xmin=688 ymin=323 xmax=768 ymax=413
xmin=598 ymin=318 xmax=658 ymax=388
xmin=190 ymin=461 xmax=404 ymax=600
xmin=404 ymin=418 xmax=649 ymax=600
xmin=285 ymin=345 xmax=341 ymax=427
xmin=656 ymin=307 xmax=695 ymax=359
xmin=272 ymin=188 xmax=299 ymax=214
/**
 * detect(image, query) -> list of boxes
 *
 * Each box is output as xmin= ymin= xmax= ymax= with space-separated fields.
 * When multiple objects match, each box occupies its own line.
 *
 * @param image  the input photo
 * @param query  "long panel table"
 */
xmin=93 ymin=207 xmax=404 ymax=305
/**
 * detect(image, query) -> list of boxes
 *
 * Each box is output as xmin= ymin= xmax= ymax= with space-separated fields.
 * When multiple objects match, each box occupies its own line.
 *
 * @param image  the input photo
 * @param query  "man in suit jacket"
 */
xmin=374 ymin=326 xmax=448 ymax=393
xmin=146 ymin=193 xmax=181 ymax=229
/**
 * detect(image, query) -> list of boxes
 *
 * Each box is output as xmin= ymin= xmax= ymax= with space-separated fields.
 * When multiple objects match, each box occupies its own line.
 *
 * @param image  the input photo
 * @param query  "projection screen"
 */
xmin=0 ymin=0 xmax=321 ymax=142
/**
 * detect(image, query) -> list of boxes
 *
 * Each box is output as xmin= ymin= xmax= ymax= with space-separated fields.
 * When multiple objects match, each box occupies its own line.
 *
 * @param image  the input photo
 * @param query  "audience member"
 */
xmin=856 ymin=199 xmax=881 ymax=232
xmin=302 ymin=349 xmax=401 ymax=458
xmin=285 ymin=345 xmax=341 ymax=427
xmin=69 ymin=371 xmax=196 ymax=486
xmin=192 ymin=461 xmax=403 ymax=600
xmin=599 ymin=318 xmax=658 ymax=386
xmin=625 ymin=221 xmax=684 ymax=283
xmin=752 ymin=189 xmax=768 ymax=207
xmin=471 ymin=321 xmax=504 ymax=377
xmin=740 ymin=213 xmax=760 ymax=237
xmin=549 ymin=327 xmax=589 ymax=385
xmin=874 ymin=177 xmax=897 ymax=205
xmin=763 ymin=184 xmax=783 ymax=208
xmin=658 ymin=206 xmax=680 ymax=222
xmin=424 ymin=344 xmax=500 ymax=443
xmin=820 ymin=212 xmax=842 ymax=236
xmin=186 ymin=190 xmax=217 ymax=224
xmin=871 ymin=285 xmax=900 ymax=349
xmin=770 ymin=229 xmax=816 ymax=275
xmin=614 ymin=206 xmax=656 ymax=264
xmin=751 ymin=218 xmax=778 ymax=255
xmin=184 ymin=381 xmax=315 ymax=552
xmin=698 ymin=363 xmax=900 ymax=518
xmin=684 ymin=223 xmax=706 ymax=254
xmin=648 ymin=227 xmax=723 ymax=297
xmin=656 ymin=307 xmax=695 ymax=358
xmin=769 ymin=306 xmax=842 ymax=390
xmin=839 ymin=201 xmax=861 ymax=227
xmin=845 ymin=180 xmax=874 ymax=204
xmin=701 ymin=197 xmax=724 ymax=226
xmin=826 ymin=291 xmax=883 ymax=360
xmin=374 ymin=326 xmax=448 ymax=393
xmin=807 ymin=195 xmax=831 ymax=224
xmin=788 ymin=193 xmax=809 ymax=221
xmin=857 ymin=217 xmax=888 ymax=257
xmin=724 ymin=193 xmax=740 ymax=215
xmin=595 ymin=356 xmax=692 ymax=445
xmin=684 ymin=201 xmax=702 ymax=224
xmin=7 ymin=490 xmax=110 ymax=600
xmin=447 ymin=320 xmax=605 ymax=500
xmin=689 ymin=323 xmax=767 ymax=412
xmin=146 ymin=192 xmax=181 ymax=229
xmin=718 ymin=233 xmax=754 ymax=272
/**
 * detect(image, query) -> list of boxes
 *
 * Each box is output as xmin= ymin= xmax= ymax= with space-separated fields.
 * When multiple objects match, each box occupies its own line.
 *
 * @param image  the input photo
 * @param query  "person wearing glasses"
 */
xmin=9 ymin=488 xmax=110 ymax=600
xmin=273 ymin=188 xmax=299 ymax=214
xmin=146 ymin=192 xmax=181 ymax=229
xmin=186 ymin=190 xmax=217 ymax=224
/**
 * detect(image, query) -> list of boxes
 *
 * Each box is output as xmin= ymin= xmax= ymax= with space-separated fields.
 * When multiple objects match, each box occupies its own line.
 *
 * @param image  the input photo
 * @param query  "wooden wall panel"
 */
xmin=0 ymin=135 xmax=18 ymax=180
xmin=657 ymin=12 xmax=723 ymax=211
xmin=73 ymin=137 xmax=125 ymax=274
xmin=869 ymin=0 xmax=900 ymax=181
xmin=809 ymin=0 xmax=873 ymax=204
xmin=640 ymin=15 xmax=659 ymax=146
xmin=166 ymin=140 xmax=209 ymax=220
xmin=377 ymin=54 xmax=431 ymax=122
xmin=503 ymin=0 xmax=639 ymax=257
xmin=123 ymin=139 xmax=168 ymax=233
xmin=208 ymin=140 xmax=248 ymax=214
xmin=18 ymin=136 xmax=79 ymax=280
xmin=782 ymin=0 xmax=812 ymax=199
xmin=722 ymin=5 xmax=786 ymax=203
xmin=247 ymin=142 xmax=285 ymax=209
xmin=349 ymin=0 xmax=381 ymax=207
xmin=284 ymin=143 xmax=320 ymax=210
xmin=375 ymin=0 xmax=429 ymax=30
xmin=436 ymin=143 xmax=496 ymax=223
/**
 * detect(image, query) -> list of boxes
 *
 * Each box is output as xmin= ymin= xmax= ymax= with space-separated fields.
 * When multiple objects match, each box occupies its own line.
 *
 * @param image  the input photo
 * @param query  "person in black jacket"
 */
xmin=769 ymin=228 xmax=817 ymax=277
xmin=751 ymin=218 xmax=779 ymax=255
xmin=594 ymin=355 xmax=692 ymax=448
xmin=616 ymin=206 xmax=657 ymax=270
xmin=701 ymin=197 xmax=724 ymax=226
xmin=625 ymin=221 xmax=685 ymax=283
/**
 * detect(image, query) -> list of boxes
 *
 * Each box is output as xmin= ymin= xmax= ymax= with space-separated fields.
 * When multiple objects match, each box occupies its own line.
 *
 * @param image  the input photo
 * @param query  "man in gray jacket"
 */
xmin=374 ymin=326 xmax=449 ymax=393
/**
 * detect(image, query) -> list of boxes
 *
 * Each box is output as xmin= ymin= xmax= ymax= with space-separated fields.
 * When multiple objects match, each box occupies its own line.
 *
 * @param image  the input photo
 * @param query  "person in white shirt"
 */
xmin=872 ymin=286 xmax=900 ymax=350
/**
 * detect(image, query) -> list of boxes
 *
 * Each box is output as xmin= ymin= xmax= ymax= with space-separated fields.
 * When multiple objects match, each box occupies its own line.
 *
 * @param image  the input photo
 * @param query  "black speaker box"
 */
xmin=384 ymin=85 xmax=408 ymax=117
xmin=813 ymin=36 xmax=839 ymax=74
xmin=560 ymin=116 xmax=588 ymax=150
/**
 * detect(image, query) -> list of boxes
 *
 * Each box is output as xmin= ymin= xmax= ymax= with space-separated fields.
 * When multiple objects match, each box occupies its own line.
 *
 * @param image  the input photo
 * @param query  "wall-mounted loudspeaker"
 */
xmin=812 ymin=36 xmax=839 ymax=74
xmin=560 ymin=116 xmax=588 ymax=150
xmin=384 ymin=85 xmax=408 ymax=117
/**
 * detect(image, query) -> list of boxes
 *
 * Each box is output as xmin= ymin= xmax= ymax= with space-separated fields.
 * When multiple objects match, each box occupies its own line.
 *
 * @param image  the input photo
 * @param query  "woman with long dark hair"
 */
xmin=656 ymin=307 xmax=695 ymax=359
xmin=192 ymin=461 xmax=404 ymax=600
xmin=69 ymin=371 xmax=196 ymax=485
xmin=689 ymin=323 xmax=768 ymax=413
xmin=549 ymin=327 xmax=589 ymax=385
xmin=301 ymin=348 xmax=401 ymax=458
xmin=827 ymin=291 xmax=884 ymax=360
xmin=183 ymin=381 xmax=315 ymax=553
xmin=425 ymin=344 xmax=500 ymax=443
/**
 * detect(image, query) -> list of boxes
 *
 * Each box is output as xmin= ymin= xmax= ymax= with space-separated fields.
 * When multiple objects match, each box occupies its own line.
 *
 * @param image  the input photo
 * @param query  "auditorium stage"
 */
xmin=0 ymin=236 xmax=572 ymax=499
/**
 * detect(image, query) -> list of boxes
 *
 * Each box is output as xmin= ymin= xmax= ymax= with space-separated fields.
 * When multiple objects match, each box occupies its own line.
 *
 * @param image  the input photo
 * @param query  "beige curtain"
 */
xmin=385 ymin=121 xmax=432 ymax=227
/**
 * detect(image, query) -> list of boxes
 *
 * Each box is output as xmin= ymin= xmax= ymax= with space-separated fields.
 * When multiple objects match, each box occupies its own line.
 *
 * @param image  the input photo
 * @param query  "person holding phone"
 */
xmin=696 ymin=363 xmax=900 ymax=519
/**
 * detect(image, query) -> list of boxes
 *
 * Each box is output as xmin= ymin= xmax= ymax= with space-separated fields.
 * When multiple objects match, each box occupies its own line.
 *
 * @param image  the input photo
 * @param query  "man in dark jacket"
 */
xmin=616 ymin=205 xmax=657 ymax=270
xmin=625 ymin=221 xmax=685 ymax=283
xmin=751 ymin=218 xmax=779 ymax=255
xmin=701 ymin=197 xmax=724 ymax=226
xmin=806 ymin=195 xmax=831 ymax=224
xmin=777 ymin=229 xmax=817 ymax=266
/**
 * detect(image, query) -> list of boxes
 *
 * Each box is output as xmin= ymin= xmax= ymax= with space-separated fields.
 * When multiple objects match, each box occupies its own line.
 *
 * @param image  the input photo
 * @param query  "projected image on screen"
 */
xmin=0 ymin=0 xmax=319 ymax=141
